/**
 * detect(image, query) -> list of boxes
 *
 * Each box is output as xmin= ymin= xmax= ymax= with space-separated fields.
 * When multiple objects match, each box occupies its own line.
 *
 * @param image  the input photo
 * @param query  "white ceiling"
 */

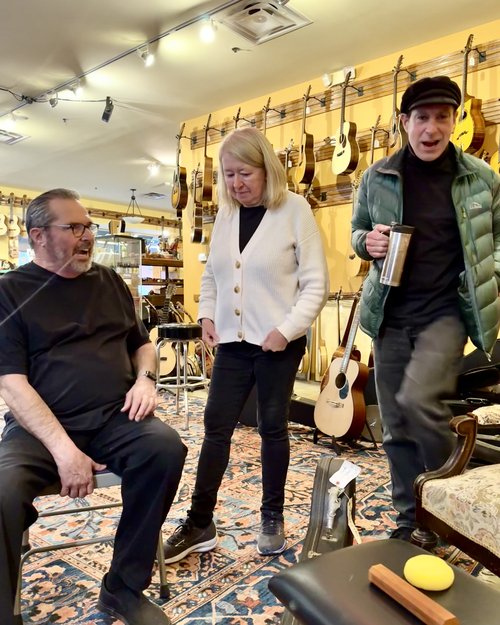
xmin=1 ymin=0 xmax=500 ymax=214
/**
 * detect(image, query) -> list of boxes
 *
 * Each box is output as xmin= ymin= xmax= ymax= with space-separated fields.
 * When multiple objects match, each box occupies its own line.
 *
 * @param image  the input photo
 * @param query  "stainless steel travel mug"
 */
xmin=379 ymin=224 xmax=415 ymax=286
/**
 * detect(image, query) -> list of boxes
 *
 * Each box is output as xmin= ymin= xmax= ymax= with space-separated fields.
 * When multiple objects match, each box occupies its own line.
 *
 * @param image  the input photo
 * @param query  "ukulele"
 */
xmin=386 ymin=55 xmax=408 ymax=154
xmin=331 ymin=72 xmax=359 ymax=176
xmin=149 ymin=283 xmax=177 ymax=377
xmin=293 ymin=85 xmax=316 ymax=190
xmin=171 ymin=123 xmax=189 ymax=218
xmin=346 ymin=171 xmax=370 ymax=280
xmin=314 ymin=293 xmax=369 ymax=440
xmin=7 ymin=193 xmax=21 ymax=260
xmin=451 ymin=34 xmax=485 ymax=154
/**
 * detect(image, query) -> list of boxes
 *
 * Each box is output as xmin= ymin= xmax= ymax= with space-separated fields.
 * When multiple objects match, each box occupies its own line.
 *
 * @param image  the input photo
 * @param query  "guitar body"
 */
xmin=332 ymin=121 xmax=359 ymax=175
xmin=149 ymin=326 xmax=176 ymax=377
xmin=452 ymin=96 xmax=485 ymax=154
xmin=386 ymin=118 xmax=408 ymax=156
xmin=190 ymin=202 xmax=204 ymax=243
xmin=171 ymin=165 xmax=188 ymax=212
xmin=346 ymin=253 xmax=370 ymax=279
xmin=488 ymin=148 xmax=499 ymax=174
xmin=294 ymin=131 xmax=315 ymax=188
xmin=314 ymin=356 xmax=369 ymax=440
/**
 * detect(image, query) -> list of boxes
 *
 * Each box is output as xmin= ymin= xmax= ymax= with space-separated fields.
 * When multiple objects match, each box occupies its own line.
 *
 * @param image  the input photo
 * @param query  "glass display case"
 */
xmin=94 ymin=234 xmax=143 ymax=315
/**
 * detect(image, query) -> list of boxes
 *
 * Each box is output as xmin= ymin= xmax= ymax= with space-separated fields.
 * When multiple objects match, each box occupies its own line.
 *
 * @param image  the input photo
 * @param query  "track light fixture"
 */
xmin=200 ymin=18 xmax=217 ymax=43
xmin=101 ymin=96 xmax=114 ymax=123
xmin=48 ymin=91 xmax=59 ymax=108
xmin=69 ymin=80 xmax=83 ymax=98
xmin=123 ymin=188 xmax=145 ymax=224
xmin=138 ymin=46 xmax=155 ymax=67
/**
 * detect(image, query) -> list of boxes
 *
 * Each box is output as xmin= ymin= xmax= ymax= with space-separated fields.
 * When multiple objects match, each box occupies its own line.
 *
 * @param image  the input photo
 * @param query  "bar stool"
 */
xmin=155 ymin=323 xmax=210 ymax=429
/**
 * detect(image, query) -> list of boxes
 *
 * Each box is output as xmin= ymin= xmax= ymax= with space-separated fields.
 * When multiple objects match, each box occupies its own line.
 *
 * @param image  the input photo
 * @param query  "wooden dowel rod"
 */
xmin=368 ymin=564 xmax=459 ymax=625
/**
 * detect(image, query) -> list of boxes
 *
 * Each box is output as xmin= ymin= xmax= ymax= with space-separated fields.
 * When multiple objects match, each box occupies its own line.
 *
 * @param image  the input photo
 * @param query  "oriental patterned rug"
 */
xmin=0 ymin=393 xmax=492 ymax=625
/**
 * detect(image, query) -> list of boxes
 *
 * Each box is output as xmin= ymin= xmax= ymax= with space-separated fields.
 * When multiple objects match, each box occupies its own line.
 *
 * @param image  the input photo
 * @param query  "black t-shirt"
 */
xmin=0 ymin=262 xmax=150 ymax=431
xmin=384 ymin=145 xmax=464 ymax=328
xmin=239 ymin=205 xmax=267 ymax=252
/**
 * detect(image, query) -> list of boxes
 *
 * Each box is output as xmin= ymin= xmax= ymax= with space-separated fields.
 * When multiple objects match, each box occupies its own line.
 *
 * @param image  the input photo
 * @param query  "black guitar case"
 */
xmin=280 ymin=455 xmax=356 ymax=625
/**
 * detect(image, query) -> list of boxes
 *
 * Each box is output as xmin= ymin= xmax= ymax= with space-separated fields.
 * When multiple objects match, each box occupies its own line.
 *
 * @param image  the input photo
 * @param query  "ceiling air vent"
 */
xmin=142 ymin=192 xmax=168 ymax=200
xmin=0 ymin=129 xmax=29 ymax=145
xmin=217 ymin=1 xmax=311 ymax=45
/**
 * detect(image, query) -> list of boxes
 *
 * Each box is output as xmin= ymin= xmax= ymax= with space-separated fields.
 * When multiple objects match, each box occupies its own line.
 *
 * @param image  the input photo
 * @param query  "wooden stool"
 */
xmin=155 ymin=323 xmax=209 ymax=429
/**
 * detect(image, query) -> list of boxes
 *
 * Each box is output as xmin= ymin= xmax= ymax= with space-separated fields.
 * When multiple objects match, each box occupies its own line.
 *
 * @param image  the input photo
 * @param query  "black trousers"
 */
xmin=188 ymin=337 xmax=306 ymax=528
xmin=0 ymin=412 xmax=186 ymax=625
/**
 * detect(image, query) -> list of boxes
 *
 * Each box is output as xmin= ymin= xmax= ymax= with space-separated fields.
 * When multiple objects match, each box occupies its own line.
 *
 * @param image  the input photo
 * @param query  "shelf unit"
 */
xmin=94 ymin=235 xmax=143 ymax=315
xmin=141 ymin=256 xmax=184 ymax=307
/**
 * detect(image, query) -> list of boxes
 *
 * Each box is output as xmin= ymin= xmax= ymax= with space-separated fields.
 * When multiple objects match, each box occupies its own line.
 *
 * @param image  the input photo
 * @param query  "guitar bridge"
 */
xmin=327 ymin=400 xmax=344 ymax=408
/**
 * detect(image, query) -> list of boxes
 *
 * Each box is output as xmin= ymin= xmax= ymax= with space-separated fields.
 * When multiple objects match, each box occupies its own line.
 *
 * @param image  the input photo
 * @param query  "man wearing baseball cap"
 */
xmin=351 ymin=75 xmax=500 ymax=541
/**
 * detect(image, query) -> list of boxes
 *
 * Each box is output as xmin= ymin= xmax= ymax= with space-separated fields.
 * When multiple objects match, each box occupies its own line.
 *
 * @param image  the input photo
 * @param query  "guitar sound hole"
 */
xmin=335 ymin=372 xmax=346 ymax=389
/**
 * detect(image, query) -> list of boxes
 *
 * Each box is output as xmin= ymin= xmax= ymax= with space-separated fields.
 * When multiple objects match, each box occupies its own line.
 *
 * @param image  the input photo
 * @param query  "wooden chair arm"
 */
xmin=414 ymin=414 xmax=478 ymax=498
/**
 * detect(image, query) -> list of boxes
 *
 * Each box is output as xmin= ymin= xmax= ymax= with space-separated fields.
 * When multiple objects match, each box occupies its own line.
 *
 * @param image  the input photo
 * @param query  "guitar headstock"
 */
xmin=342 ymin=71 xmax=352 ymax=90
xmin=352 ymin=170 xmax=364 ymax=190
xmin=393 ymin=55 xmax=404 ymax=74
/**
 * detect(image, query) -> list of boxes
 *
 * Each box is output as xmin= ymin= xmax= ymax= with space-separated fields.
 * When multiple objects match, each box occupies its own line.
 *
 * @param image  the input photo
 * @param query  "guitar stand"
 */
xmin=361 ymin=416 xmax=379 ymax=451
xmin=313 ymin=428 xmax=343 ymax=456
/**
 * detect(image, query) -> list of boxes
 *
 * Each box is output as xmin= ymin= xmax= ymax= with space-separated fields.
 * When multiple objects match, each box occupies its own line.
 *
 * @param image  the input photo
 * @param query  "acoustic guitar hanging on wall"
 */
xmin=451 ymin=34 xmax=485 ymax=154
xmin=171 ymin=123 xmax=189 ymax=219
xmin=7 ymin=193 xmax=20 ymax=260
xmin=331 ymin=72 xmax=359 ymax=176
xmin=386 ymin=55 xmax=408 ymax=154
xmin=293 ymin=85 xmax=316 ymax=191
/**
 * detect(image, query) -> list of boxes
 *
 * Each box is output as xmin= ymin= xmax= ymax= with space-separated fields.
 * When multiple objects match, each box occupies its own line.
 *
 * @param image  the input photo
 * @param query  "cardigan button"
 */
xmin=234 ymin=309 xmax=241 ymax=316
xmin=237 ymin=331 xmax=243 ymax=339
xmin=235 ymin=261 xmax=241 ymax=269
xmin=234 ymin=285 xmax=240 ymax=293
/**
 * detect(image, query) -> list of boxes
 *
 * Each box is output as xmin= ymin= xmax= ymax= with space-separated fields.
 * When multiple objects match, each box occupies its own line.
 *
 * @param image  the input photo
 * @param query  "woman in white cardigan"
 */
xmin=164 ymin=127 xmax=329 ymax=561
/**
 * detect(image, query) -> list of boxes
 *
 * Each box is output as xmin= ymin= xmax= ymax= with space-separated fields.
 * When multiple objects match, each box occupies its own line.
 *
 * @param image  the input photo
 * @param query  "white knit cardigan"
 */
xmin=198 ymin=191 xmax=329 ymax=345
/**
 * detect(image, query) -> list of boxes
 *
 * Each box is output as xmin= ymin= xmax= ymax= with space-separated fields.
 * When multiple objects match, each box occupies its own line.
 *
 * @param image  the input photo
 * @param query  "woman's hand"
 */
xmin=201 ymin=318 xmax=220 ymax=348
xmin=261 ymin=328 xmax=288 ymax=352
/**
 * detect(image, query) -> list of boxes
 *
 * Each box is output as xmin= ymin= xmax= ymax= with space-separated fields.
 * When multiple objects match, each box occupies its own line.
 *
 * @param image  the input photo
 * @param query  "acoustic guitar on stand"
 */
xmin=331 ymin=72 xmax=359 ymax=175
xmin=314 ymin=292 xmax=369 ymax=441
xmin=149 ymin=283 xmax=177 ymax=377
xmin=386 ymin=55 xmax=408 ymax=155
xmin=451 ymin=34 xmax=485 ymax=154
xmin=293 ymin=85 xmax=316 ymax=191
xmin=171 ymin=123 xmax=189 ymax=219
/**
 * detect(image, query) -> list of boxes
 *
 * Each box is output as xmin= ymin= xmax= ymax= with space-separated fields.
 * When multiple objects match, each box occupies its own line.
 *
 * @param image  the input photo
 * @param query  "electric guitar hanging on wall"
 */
xmin=331 ymin=72 xmax=359 ymax=175
xmin=171 ymin=123 xmax=189 ymax=218
xmin=451 ymin=34 xmax=485 ymax=154
xmin=314 ymin=292 xmax=368 ymax=441
xmin=293 ymin=85 xmax=316 ymax=190
xmin=386 ymin=55 xmax=408 ymax=154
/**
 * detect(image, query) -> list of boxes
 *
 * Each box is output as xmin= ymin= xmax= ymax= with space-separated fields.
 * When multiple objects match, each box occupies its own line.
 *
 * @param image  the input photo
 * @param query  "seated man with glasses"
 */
xmin=0 ymin=188 xmax=186 ymax=625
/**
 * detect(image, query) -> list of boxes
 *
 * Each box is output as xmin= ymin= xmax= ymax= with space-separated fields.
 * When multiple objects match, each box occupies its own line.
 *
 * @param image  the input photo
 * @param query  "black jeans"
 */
xmin=373 ymin=316 xmax=466 ymax=529
xmin=0 ymin=412 xmax=186 ymax=625
xmin=188 ymin=337 xmax=306 ymax=527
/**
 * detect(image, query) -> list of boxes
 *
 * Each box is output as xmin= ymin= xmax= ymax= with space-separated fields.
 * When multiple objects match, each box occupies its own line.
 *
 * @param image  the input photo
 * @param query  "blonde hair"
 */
xmin=218 ymin=127 xmax=287 ymax=210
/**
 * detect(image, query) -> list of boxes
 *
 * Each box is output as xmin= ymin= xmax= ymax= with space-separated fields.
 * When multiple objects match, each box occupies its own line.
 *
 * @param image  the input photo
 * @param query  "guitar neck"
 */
xmin=340 ymin=308 xmax=361 ymax=373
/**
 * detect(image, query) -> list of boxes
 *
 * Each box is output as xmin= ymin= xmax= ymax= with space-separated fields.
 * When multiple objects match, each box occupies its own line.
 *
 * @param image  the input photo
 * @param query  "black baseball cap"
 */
xmin=400 ymin=76 xmax=461 ymax=114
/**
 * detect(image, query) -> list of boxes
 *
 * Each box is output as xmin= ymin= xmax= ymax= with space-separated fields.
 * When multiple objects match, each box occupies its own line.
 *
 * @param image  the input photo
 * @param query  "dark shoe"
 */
xmin=389 ymin=526 xmax=415 ymax=542
xmin=257 ymin=512 xmax=286 ymax=555
xmin=163 ymin=518 xmax=217 ymax=564
xmin=97 ymin=574 xmax=170 ymax=625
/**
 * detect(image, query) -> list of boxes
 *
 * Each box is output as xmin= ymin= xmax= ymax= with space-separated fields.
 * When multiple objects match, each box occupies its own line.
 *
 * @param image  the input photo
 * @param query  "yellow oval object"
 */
xmin=403 ymin=555 xmax=455 ymax=591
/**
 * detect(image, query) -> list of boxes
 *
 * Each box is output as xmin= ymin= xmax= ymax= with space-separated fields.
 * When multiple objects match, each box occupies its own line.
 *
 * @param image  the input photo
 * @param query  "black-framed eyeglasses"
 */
xmin=41 ymin=223 xmax=99 ymax=238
